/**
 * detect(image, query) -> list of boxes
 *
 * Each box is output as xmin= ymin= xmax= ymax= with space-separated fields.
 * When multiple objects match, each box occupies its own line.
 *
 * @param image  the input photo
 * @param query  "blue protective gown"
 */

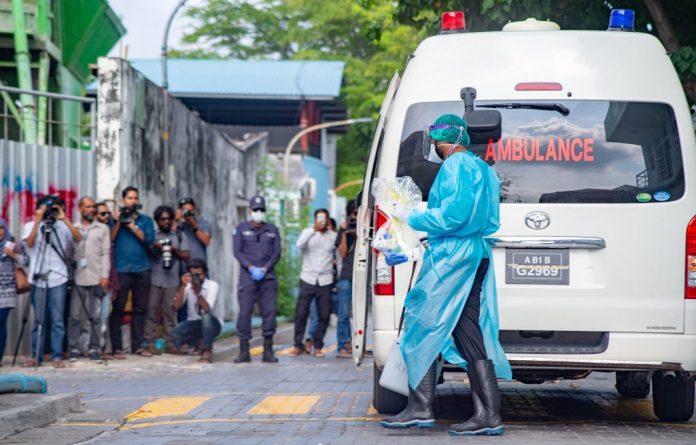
xmin=402 ymin=151 xmax=512 ymax=389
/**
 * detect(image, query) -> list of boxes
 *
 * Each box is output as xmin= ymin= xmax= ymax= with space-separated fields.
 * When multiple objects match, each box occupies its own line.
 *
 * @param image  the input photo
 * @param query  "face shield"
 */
xmin=422 ymin=124 xmax=467 ymax=163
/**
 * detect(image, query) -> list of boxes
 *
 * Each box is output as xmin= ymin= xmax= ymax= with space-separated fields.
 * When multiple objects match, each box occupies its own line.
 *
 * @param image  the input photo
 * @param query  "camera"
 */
xmin=191 ymin=272 xmax=203 ymax=289
xmin=182 ymin=208 xmax=194 ymax=219
xmin=158 ymin=239 xmax=173 ymax=270
xmin=41 ymin=196 xmax=61 ymax=225
xmin=119 ymin=204 xmax=143 ymax=224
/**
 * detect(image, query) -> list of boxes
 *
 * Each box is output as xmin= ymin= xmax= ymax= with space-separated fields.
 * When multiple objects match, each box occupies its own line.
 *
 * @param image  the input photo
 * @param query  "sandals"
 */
xmin=22 ymin=359 xmax=38 ymax=368
xmin=288 ymin=347 xmax=305 ymax=357
xmin=135 ymin=348 xmax=153 ymax=357
xmin=312 ymin=349 xmax=325 ymax=358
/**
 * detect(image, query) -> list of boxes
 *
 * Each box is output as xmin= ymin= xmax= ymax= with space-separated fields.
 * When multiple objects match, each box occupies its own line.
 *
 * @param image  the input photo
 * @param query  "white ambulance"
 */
xmin=352 ymin=10 xmax=696 ymax=422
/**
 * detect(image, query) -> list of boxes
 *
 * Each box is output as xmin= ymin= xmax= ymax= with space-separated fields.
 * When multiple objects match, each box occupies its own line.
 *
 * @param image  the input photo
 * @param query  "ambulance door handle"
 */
xmin=487 ymin=236 xmax=606 ymax=249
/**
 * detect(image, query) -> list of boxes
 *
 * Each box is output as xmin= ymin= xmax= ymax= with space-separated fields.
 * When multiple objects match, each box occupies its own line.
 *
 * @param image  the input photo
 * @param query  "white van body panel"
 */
xmin=359 ymin=30 xmax=696 ymax=373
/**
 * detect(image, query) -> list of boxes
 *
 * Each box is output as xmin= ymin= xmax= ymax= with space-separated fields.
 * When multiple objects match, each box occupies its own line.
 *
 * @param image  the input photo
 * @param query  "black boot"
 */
xmin=448 ymin=359 xmax=504 ymax=436
xmin=380 ymin=361 xmax=437 ymax=429
xmin=262 ymin=337 xmax=278 ymax=363
xmin=234 ymin=340 xmax=251 ymax=363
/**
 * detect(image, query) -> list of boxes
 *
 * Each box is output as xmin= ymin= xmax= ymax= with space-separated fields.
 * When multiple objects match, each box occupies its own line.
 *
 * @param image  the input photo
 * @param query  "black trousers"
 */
xmin=294 ymin=280 xmax=333 ymax=350
xmin=109 ymin=271 xmax=150 ymax=353
xmin=452 ymin=258 xmax=490 ymax=363
xmin=236 ymin=277 xmax=278 ymax=341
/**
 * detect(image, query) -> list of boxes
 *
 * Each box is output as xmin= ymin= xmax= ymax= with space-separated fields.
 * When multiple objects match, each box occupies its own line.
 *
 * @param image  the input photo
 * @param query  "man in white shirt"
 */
xmin=173 ymin=259 xmax=222 ymax=363
xmin=22 ymin=195 xmax=81 ymax=368
xmin=289 ymin=209 xmax=337 ymax=357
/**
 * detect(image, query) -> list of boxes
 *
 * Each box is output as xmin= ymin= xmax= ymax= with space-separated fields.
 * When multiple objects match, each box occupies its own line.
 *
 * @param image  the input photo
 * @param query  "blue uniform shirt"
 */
xmin=112 ymin=213 xmax=155 ymax=273
xmin=233 ymin=221 xmax=281 ymax=281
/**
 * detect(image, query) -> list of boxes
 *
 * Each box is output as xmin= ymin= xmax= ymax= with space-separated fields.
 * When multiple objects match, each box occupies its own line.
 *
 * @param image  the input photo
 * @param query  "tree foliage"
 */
xmin=180 ymin=0 xmax=426 ymax=197
xmin=395 ymin=0 xmax=696 ymax=102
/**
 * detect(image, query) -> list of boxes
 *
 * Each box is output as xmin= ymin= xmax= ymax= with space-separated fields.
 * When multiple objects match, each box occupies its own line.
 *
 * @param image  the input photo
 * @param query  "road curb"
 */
xmin=0 ymin=392 xmax=80 ymax=439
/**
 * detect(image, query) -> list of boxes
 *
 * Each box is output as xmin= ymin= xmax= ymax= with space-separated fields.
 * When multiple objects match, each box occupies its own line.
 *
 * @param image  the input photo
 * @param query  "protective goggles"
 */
xmin=421 ymin=124 xmax=467 ymax=159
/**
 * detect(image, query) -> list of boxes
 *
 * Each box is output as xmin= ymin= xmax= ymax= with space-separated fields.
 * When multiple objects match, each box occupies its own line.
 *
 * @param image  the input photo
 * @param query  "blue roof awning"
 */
xmin=129 ymin=59 xmax=345 ymax=100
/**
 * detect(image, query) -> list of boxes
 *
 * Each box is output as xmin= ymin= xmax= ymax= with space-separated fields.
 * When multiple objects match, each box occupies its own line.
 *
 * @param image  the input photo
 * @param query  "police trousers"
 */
xmin=236 ymin=277 xmax=278 ymax=341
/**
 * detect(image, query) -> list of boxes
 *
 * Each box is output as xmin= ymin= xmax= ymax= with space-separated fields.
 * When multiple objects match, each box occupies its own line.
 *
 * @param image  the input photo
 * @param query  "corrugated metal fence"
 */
xmin=1 ymin=140 xmax=96 ymax=358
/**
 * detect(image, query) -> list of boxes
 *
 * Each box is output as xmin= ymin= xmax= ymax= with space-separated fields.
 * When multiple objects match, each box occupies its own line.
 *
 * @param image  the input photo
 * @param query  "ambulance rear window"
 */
xmin=398 ymin=100 xmax=684 ymax=203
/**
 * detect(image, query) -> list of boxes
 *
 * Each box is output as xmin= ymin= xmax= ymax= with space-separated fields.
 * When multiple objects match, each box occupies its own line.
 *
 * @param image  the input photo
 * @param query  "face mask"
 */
xmin=251 ymin=211 xmax=265 ymax=223
xmin=427 ymin=143 xmax=444 ymax=164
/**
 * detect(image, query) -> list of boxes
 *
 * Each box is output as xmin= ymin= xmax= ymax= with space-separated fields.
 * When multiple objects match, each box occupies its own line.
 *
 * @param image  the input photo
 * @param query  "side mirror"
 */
xmin=461 ymin=87 xmax=502 ymax=144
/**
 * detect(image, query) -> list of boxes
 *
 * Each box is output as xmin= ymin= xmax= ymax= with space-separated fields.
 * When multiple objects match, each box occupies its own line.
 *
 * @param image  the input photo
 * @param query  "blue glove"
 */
xmin=385 ymin=251 xmax=409 ymax=266
xmin=249 ymin=266 xmax=266 ymax=281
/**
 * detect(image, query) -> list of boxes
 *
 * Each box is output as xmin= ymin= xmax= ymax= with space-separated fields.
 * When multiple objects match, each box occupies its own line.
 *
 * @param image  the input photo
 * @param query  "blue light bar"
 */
xmin=608 ymin=9 xmax=635 ymax=31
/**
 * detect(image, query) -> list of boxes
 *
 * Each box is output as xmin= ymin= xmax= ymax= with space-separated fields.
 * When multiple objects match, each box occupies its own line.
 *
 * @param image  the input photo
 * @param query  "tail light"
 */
xmin=515 ymin=82 xmax=563 ymax=91
xmin=686 ymin=216 xmax=696 ymax=299
xmin=373 ymin=206 xmax=395 ymax=295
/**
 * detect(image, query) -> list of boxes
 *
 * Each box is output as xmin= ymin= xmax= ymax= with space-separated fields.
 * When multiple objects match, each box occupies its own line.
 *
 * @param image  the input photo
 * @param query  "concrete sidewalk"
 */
xmin=0 ymin=320 xmax=294 ymax=441
xmin=0 ymin=392 xmax=80 ymax=440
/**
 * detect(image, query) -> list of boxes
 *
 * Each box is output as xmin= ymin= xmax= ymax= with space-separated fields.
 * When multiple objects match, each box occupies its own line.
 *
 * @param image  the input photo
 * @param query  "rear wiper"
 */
xmin=478 ymin=103 xmax=570 ymax=116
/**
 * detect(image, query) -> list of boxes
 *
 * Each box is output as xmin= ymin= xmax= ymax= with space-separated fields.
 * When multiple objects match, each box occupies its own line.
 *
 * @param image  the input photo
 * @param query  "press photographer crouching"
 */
xmin=21 ymin=195 xmax=81 ymax=368
xmin=110 ymin=186 xmax=154 ymax=358
xmin=146 ymin=206 xmax=189 ymax=355
xmin=172 ymin=259 xmax=222 ymax=363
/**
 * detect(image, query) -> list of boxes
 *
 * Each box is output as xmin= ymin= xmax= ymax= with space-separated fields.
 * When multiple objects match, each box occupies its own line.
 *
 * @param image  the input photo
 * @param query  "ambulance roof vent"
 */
xmin=502 ymin=18 xmax=561 ymax=32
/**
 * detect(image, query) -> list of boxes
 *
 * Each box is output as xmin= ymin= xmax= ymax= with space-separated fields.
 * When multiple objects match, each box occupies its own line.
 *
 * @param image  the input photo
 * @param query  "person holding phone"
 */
xmin=289 ymin=208 xmax=337 ymax=357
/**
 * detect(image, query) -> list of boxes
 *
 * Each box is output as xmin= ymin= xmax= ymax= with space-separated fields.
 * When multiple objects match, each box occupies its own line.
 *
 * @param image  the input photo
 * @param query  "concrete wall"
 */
xmin=95 ymin=58 xmax=266 ymax=319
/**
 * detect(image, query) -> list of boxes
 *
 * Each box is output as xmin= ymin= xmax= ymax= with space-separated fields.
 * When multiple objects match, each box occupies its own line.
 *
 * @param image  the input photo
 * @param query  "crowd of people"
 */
xmin=0 ymin=186 xmax=359 ymax=368
xmin=0 ymin=186 xmax=222 ymax=367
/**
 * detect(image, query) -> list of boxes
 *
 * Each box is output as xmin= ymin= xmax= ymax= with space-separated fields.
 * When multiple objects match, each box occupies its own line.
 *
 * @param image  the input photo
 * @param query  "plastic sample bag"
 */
xmin=371 ymin=177 xmax=422 ymax=266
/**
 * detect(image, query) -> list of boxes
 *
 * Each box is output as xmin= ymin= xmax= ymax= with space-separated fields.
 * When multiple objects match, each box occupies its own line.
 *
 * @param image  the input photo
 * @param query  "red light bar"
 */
xmin=441 ymin=11 xmax=466 ymax=33
xmin=515 ymin=82 xmax=563 ymax=91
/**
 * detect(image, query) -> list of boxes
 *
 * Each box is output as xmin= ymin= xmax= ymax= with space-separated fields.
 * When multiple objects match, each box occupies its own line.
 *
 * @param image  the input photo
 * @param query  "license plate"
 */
xmin=505 ymin=249 xmax=569 ymax=285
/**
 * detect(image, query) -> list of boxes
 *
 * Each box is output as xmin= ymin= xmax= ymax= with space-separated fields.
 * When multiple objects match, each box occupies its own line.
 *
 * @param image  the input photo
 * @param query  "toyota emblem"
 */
xmin=525 ymin=211 xmax=550 ymax=230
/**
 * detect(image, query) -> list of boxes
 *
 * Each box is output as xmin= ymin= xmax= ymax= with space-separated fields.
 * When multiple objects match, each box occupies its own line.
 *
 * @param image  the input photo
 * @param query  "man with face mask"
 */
xmin=232 ymin=195 xmax=281 ymax=363
xmin=380 ymin=114 xmax=511 ymax=436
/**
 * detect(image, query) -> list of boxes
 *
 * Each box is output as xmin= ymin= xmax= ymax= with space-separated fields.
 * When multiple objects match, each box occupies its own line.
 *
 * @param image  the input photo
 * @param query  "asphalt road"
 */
xmin=2 ymin=325 xmax=695 ymax=445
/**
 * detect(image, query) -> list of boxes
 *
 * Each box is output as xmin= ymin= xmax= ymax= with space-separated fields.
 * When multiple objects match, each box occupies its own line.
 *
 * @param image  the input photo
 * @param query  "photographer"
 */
xmin=175 ymin=197 xmax=211 ymax=323
xmin=145 ymin=206 xmax=189 ymax=354
xmin=22 ymin=195 xmax=81 ymax=368
xmin=109 ymin=186 xmax=154 ymax=357
xmin=176 ymin=197 xmax=211 ymax=264
xmin=172 ymin=259 xmax=222 ymax=364
xmin=68 ymin=197 xmax=110 ymax=362
xmin=334 ymin=200 xmax=358 ymax=358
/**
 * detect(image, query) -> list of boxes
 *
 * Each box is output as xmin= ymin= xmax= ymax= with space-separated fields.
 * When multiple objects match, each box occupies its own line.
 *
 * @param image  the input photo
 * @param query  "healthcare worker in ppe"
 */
xmin=381 ymin=114 xmax=512 ymax=436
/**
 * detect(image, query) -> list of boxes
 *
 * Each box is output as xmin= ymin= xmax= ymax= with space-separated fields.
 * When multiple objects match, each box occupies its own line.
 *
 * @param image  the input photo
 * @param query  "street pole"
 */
xmin=161 ymin=0 xmax=187 ymax=205
xmin=283 ymin=118 xmax=373 ymax=189
xmin=282 ymin=117 xmax=372 ymax=226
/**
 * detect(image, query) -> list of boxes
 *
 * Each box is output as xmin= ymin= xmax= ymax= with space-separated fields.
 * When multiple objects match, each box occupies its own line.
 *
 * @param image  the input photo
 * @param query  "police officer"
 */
xmin=232 ymin=195 xmax=281 ymax=363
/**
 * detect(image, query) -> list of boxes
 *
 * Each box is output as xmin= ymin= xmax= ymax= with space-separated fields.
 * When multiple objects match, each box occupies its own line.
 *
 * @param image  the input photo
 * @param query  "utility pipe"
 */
xmin=11 ymin=0 xmax=37 ymax=143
